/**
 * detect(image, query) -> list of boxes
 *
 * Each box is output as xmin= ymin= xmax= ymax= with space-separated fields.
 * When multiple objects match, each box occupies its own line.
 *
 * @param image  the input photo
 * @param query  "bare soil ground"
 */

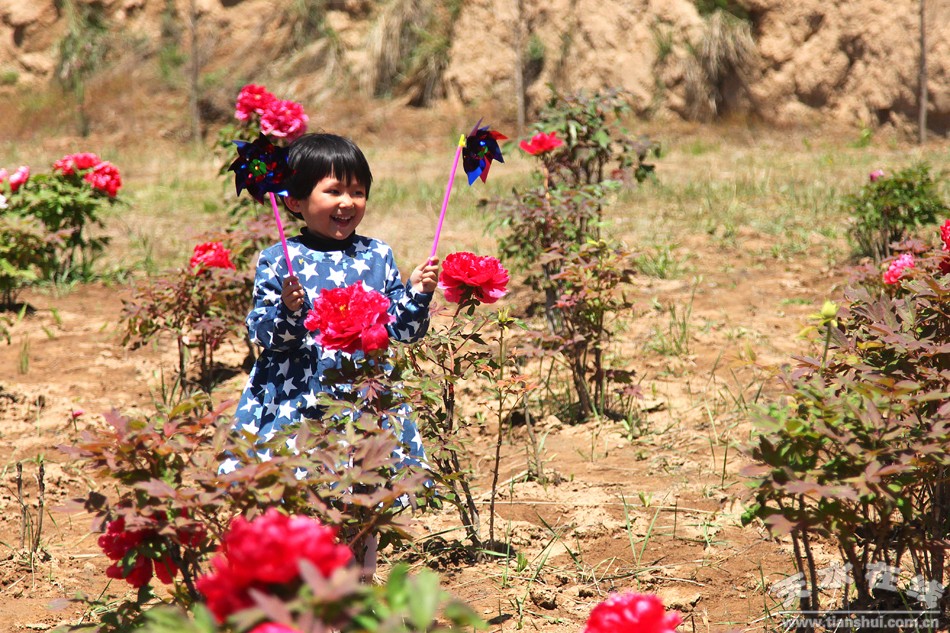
xmin=0 ymin=244 xmax=825 ymax=633
xmin=0 ymin=115 xmax=944 ymax=633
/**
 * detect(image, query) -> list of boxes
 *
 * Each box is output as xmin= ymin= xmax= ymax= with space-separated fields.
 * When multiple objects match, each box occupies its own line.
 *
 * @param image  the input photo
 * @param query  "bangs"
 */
xmin=285 ymin=133 xmax=373 ymax=199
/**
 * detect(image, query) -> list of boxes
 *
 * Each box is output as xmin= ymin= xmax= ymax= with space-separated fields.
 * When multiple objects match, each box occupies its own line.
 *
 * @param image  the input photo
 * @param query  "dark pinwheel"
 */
xmin=462 ymin=123 xmax=507 ymax=185
xmin=228 ymin=133 xmax=292 ymax=204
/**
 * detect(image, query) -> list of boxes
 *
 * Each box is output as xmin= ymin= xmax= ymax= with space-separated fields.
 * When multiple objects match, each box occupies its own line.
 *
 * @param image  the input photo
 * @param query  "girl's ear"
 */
xmin=283 ymin=196 xmax=304 ymax=220
xmin=284 ymin=196 xmax=303 ymax=214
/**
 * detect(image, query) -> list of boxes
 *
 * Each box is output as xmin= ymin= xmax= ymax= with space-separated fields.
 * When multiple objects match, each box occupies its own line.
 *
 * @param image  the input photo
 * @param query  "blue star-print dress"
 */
xmin=224 ymin=230 xmax=431 ymax=474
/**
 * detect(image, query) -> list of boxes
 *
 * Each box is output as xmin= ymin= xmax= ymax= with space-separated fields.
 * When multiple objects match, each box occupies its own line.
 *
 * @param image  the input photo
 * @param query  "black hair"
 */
xmin=284 ymin=133 xmax=373 ymax=203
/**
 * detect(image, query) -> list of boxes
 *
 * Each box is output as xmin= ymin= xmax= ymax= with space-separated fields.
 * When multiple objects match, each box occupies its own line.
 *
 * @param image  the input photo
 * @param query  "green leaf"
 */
xmin=407 ymin=570 xmax=441 ymax=631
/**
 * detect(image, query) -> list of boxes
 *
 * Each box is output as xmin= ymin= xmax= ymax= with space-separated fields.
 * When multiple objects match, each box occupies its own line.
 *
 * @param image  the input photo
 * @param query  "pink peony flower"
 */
xmin=249 ymin=624 xmax=303 ymax=633
xmin=83 ymin=161 xmax=122 ymax=197
xmin=520 ymin=131 xmax=564 ymax=155
xmin=260 ymin=99 xmax=309 ymax=141
xmin=883 ymin=253 xmax=915 ymax=285
xmin=869 ymin=169 xmax=885 ymax=182
xmin=303 ymin=282 xmax=394 ymax=354
xmin=583 ymin=592 xmax=681 ymax=633
xmin=9 ymin=166 xmax=29 ymax=192
xmin=235 ymin=84 xmax=276 ymax=122
xmin=196 ymin=508 xmax=352 ymax=622
xmin=189 ymin=241 xmax=236 ymax=272
xmin=438 ymin=251 xmax=509 ymax=305
xmin=940 ymin=219 xmax=950 ymax=252
xmin=53 ymin=152 xmax=102 ymax=176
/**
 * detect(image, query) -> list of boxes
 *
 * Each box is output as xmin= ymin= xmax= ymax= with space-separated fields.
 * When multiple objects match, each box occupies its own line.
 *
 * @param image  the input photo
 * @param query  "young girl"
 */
xmin=224 ymin=133 xmax=439 ymax=473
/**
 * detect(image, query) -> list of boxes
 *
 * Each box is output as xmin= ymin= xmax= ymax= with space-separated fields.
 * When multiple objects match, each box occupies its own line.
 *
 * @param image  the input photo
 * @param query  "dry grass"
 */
xmin=684 ymin=10 xmax=757 ymax=121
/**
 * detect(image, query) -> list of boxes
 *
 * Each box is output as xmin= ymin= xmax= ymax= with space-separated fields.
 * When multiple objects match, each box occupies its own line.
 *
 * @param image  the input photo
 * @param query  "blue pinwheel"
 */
xmin=430 ymin=120 xmax=507 ymax=258
xmin=462 ymin=122 xmax=507 ymax=185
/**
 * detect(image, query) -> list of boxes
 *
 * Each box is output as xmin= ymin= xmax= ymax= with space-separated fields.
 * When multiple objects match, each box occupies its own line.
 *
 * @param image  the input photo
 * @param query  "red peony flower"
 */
xmin=106 ymin=554 xmax=154 ymax=588
xmin=583 ymin=592 xmax=681 ymax=633
xmin=519 ymin=131 xmax=564 ymax=155
xmin=940 ymin=219 xmax=950 ymax=252
xmin=260 ymin=98 xmax=309 ymax=141
xmin=883 ymin=253 xmax=915 ymax=285
xmin=235 ymin=84 xmax=276 ymax=122
xmin=438 ymin=251 xmax=509 ymax=305
xmin=99 ymin=515 xmax=180 ymax=587
xmin=83 ymin=161 xmax=122 ymax=197
xmin=303 ymin=283 xmax=393 ymax=354
xmin=53 ymin=152 xmax=102 ymax=176
xmin=8 ymin=165 xmax=29 ymax=192
xmin=196 ymin=508 xmax=352 ymax=622
xmin=98 ymin=517 xmax=144 ymax=560
xmin=190 ymin=241 xmax=236 ymax=272
xmin=153 ymin=556 xmax=180 ymax=584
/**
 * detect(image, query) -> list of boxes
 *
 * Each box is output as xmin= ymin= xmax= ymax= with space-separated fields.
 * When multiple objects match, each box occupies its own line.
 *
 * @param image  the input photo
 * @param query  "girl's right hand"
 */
xmin=281 ymin=275 xmax=305 ymax=312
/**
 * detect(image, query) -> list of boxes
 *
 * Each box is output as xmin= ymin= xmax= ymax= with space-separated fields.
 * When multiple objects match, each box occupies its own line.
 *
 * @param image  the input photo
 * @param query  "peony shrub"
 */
xmin=122 ymin=238 xmax=251 ymax=394
xmin=1 ymin=152 xmax=124 ymax=283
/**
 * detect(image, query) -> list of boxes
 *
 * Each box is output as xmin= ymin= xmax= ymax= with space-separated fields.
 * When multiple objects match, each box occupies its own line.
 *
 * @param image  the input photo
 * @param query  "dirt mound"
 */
xmin=0 ymin=0 xmax=948 ymax=135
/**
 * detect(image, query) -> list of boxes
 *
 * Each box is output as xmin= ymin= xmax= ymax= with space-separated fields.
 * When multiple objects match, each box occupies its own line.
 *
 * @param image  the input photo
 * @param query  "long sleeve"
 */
xmin=381 ymin=247 xmax=432 ymax=343
xmin=245 ymin=248 xmax=312 ymax=352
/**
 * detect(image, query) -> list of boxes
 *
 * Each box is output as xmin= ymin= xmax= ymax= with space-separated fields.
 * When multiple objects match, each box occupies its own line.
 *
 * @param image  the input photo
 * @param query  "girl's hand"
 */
xmin=281 ymin=275 xmax=305 ymax=312
xmin=410 ymin=257 xmax=440 ymax=293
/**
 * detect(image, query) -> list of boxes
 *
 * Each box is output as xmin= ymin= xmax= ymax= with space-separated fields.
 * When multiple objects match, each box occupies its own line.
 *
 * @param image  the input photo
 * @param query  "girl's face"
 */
xmin=289 ymin=173 xmax=367 ymax=241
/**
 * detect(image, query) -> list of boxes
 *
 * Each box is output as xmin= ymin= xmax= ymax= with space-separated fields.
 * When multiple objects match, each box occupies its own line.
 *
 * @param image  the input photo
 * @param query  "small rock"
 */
xmin=659 ymin=587 xmax=701 ymax=611
xmin=530 ymin=586 xmax=558 ymax=610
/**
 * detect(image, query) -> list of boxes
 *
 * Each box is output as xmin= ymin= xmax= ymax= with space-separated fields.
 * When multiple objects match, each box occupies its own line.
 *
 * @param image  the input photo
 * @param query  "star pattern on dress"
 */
xmin=281 ymin=377 xmax=296 ymax=395
xmin=298 ymin=260 xmax=319 ymax=281
xmin=327 ymin=268 xmax=346 ymax=286
xmin=277 ymin=330 xmax=298 ymax=344
xmin=302 ymin=391 xmax=320 ymax=408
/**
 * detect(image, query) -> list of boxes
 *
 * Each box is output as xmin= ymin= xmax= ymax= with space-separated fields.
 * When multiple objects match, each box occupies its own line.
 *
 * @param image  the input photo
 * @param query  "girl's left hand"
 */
xmin=410 ymin=257 xmax=440 ymax=293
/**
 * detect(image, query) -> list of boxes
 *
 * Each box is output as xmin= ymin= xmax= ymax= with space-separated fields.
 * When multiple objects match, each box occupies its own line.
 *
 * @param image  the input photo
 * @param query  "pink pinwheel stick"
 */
xmin=430 ymin=133 xmax=467 ymax=259
xmin=268 ymin=191 xmax=294 ymax=277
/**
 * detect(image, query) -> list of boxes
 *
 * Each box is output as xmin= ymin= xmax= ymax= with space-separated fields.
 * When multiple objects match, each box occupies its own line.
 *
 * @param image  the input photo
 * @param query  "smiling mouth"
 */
xmin=332 ymin=215 xmax=354 ymax=224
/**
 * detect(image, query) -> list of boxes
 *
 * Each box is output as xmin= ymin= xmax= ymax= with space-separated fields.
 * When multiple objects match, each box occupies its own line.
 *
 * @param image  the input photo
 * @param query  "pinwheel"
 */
xmin=430 ymin=120 xmax=507 ymax=258
xmin=228 ymin=133 xmax=295 ymax=275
